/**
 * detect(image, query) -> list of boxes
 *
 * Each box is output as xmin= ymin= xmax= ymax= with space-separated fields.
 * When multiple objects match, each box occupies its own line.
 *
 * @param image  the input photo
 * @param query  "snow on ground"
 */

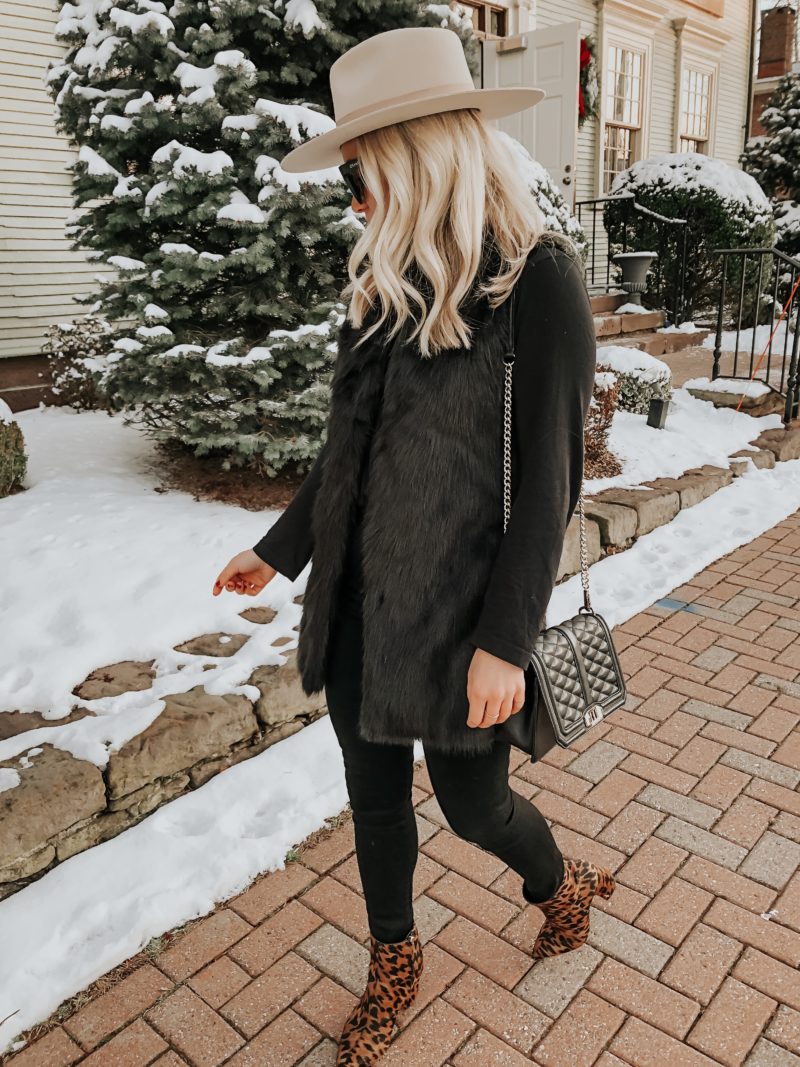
xmin=0 ymin=767 xmax=20 ymax=793
xmin=585 ymin=387 xmax=782 ymax=494
xmin=0 ymin=397 xmax=791 ymax=1049
xmin=692 ymin=320 xmax=796 ymax=392
xmin=658 ymin=321 xmax=700 ymax=334
xmin=3 ymin=449 xmax=800 ymax=1055
xmin=0 ymin=406 xmax=306 ymax=769
xmin=702 ymin=320 xmax=797 ymax=355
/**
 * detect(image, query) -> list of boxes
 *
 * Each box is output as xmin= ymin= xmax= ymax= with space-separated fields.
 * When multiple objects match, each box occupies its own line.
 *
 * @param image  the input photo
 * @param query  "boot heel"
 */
xmin=594 ymin=869 xmax=615 ymax=900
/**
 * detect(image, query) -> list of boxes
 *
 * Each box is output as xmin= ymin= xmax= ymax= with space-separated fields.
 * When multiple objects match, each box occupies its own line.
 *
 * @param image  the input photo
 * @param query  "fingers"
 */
xmin=229 ymin=576 xmax=260 ymax=595
xmin=466 ymin=690 xmax=486 ymax=728
xmin=213 ymin=565 xmax=261 ymax=597
xmin=212 ymin=562 xmax=237 ymax=596
xmin=467 ymin=690 xmax=519 ymax=729
xmin=480 ymin=697 xmax=502 ymax=728
xmin=491 ymin=687 xmax=526 ymax=725
xmin=494 ymin=694 xmax=516 ymax=725
xmin=467 ymin=651 xmax=527 ymax=730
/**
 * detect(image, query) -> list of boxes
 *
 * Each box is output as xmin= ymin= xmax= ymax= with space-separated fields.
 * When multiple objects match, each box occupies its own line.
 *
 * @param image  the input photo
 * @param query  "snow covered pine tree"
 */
xmin=45 ymin=0 xmax=474 ymax=474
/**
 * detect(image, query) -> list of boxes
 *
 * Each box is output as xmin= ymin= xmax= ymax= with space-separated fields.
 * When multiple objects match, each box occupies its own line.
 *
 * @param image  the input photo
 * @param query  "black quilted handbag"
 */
xmin=494 ymin=282 xmax=626 ymax=762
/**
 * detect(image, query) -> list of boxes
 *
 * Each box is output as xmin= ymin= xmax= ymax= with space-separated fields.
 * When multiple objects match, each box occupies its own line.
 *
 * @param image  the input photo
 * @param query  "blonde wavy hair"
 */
xmin=342 ymin=108 xmax=577 ymax=357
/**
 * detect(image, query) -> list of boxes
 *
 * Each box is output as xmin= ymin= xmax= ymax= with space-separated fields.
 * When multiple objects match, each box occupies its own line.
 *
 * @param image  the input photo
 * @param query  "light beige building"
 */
xmin=1 ymin=0 xmax=759 ymax=408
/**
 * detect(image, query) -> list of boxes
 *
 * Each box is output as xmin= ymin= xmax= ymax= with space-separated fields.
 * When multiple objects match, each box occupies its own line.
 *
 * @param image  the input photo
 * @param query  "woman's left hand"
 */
xmin=466 ymin=649 xmax=526 ymax=729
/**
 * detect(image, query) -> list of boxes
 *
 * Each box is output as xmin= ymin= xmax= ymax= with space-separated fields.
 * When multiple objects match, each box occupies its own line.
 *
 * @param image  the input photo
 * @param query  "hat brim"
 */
xmin=280 ymin=86 xmax=546 ymax=173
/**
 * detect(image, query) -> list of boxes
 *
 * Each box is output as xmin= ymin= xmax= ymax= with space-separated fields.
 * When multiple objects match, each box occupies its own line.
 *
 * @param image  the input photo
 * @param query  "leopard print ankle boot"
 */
xmin=335 ymin=922 xmax=423 ymax=1066
xmin=523 ymin=857 xmax=616 ymax=959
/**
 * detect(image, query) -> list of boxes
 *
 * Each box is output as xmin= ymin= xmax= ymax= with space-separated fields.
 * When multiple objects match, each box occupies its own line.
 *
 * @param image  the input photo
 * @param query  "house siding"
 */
xmin=533 ymin=0 xmax=754 ymax=200
xmin=0 ymin=0 xmax=98 ymax=361
xmin=650 ymin=19 xmax=678 ymax=157
xmin=712 ymin=4 xmax=755 ymax=163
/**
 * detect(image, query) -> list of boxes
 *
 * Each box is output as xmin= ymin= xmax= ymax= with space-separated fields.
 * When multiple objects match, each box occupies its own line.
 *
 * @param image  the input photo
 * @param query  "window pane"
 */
xmin=489 ymin=8 xmax=505 ymax=36
xmin=679 ymin=135 xmax=704 ymax=153
xmin=604 ymin=124 xmax=633 ymax=191
xmin=680 ymin=66 xmax=710 ymax=143
xmin=606 ymin=44 xmax=643 ymax=127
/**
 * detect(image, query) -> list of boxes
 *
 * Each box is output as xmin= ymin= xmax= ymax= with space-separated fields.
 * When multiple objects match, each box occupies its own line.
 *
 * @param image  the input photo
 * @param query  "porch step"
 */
xmin=589 ymin=291 xmax=629 ymax=314
xmin=594 ymin=309 xmax=666 ymax=338
xmin=601 ymin=327 xmax=710 ymax=357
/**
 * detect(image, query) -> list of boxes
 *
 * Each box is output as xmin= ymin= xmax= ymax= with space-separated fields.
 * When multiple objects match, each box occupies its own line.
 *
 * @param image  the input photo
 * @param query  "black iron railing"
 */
xmin=711 ymin=247 xmax=800 ymax=426
xmin=574 ymin=192 xmax=689 ymax=324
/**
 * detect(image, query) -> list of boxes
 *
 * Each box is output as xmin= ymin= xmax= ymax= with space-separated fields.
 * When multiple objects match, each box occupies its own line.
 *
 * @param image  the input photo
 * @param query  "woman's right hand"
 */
xmin=212 ymin=549 xmax=278 ymax=597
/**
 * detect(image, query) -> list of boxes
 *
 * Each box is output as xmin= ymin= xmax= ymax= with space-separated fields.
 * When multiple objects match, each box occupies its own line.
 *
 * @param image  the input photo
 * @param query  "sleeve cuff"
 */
xmin=252 ymin=539 xmax=303 ymax=582
xmin=468 ymin=630 xmax=532 ymax=671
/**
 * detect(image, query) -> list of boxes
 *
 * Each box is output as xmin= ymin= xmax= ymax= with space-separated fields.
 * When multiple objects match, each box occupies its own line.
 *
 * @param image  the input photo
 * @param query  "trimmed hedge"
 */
xmin=603 ymin=153 xmax=775 ymax=322
xmin=596 ymin=345 xmax=672 ymax=415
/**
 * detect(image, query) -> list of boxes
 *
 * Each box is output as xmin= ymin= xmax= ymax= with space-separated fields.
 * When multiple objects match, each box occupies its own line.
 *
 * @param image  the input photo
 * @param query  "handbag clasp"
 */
xmin=584 ymin=703 xmax=604 ymax=727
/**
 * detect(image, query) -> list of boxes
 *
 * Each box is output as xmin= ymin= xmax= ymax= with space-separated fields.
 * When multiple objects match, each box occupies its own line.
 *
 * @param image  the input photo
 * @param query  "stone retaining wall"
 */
xmin=0 ymin=607 xmax=327 ymax=900
xmin=2 ymin=427 xmax=799 ymax=899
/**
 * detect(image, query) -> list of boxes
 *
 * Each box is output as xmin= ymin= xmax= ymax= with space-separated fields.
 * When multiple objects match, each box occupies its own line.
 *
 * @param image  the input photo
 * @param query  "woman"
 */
xmin=214 ymin=26 xmax=612 ymax=1066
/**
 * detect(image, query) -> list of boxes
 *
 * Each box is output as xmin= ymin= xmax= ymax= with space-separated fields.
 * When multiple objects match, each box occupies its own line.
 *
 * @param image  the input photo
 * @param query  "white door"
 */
xmin=482 ymin=22 xmax=580 ymax=208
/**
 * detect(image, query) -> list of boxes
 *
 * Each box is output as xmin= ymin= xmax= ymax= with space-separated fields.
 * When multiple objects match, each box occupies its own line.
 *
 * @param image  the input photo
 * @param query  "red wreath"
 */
xmin=578 ymin=36 xmax=599 ymax=127
xmin=579 ymin=39 xmax=591 ymax=119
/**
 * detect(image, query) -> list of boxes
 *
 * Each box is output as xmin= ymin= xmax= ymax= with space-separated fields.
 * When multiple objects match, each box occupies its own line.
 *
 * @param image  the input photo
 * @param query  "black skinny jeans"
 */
xmin=323 ymin=577 xmax=565 ymax=944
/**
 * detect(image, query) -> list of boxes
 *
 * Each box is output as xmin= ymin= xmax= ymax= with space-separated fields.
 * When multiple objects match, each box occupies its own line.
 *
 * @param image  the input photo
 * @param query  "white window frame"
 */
xmin=672 ymin=17 xmax=725 ymax=157
xmin=601 ymin=40 xmax=648 ymax=194
xmin=596 ymin=0 xmax=661 ymax=197
xmin=597 ymin=30 xmax=652 ymax=194
xmin=677 ymin=60 xmax=716 ymax=153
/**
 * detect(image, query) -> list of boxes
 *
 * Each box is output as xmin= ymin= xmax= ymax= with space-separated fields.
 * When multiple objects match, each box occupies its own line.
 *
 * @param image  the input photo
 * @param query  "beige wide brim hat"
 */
xmin=280 ymin=26 xmax=545 ymax=174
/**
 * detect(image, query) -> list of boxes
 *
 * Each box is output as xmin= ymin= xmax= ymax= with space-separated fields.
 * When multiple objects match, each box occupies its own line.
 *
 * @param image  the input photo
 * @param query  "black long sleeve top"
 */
xmin=252 ymin=244 xmax=596 ymax=669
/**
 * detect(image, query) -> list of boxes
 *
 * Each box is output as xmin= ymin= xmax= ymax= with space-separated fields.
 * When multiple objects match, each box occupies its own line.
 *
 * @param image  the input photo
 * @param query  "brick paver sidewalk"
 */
xmin=8 ymin=515 xmax=800 ymax=1067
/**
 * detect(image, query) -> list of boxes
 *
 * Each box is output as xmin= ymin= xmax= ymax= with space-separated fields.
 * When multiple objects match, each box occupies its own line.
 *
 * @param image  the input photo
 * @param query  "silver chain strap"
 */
xmin=502 ymin=301 xmax=592 ymax=614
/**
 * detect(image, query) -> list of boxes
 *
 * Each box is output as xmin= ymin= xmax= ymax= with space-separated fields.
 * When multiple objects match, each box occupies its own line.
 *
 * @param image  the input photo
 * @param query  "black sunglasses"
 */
xmin=339 ymin=157 xmax=368 ymax=204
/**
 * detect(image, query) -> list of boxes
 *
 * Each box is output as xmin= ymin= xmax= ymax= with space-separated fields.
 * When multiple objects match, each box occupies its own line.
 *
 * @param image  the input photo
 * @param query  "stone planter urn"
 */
xmin=612 ymin=251 xmax=658 ymax=305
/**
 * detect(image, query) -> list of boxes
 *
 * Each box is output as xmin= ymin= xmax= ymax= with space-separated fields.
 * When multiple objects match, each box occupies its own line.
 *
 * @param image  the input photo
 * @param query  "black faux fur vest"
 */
xmin=296 ymin=249 xmax=514 ymax=757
